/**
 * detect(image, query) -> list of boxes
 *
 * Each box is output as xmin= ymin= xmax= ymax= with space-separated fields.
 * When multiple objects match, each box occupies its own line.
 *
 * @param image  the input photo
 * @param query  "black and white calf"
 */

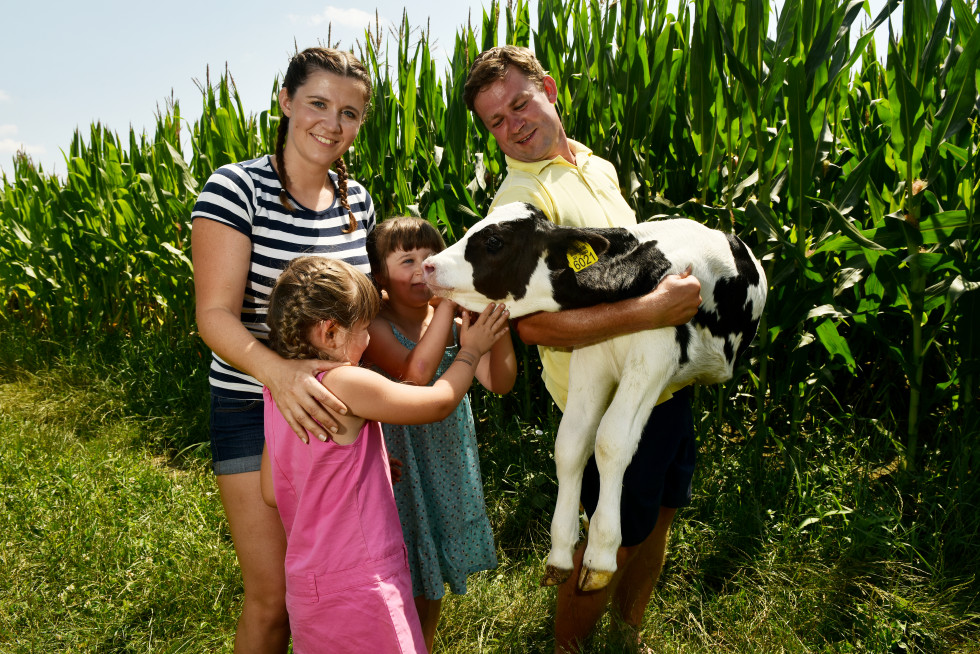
xmin=423 ymin=202 xmax=767 ymax=591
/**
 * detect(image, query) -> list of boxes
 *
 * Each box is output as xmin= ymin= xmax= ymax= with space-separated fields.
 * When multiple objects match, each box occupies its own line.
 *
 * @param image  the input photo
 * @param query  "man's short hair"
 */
xmin=463 ymin=45 xmax=547 ymax=112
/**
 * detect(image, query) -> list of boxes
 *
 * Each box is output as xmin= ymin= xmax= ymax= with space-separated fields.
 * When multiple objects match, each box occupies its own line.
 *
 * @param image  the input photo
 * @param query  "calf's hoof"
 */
xmin=578 ymin=566 xmax=614 ymax=592
xmin=540 ymin=565 xmax=572 ymax=587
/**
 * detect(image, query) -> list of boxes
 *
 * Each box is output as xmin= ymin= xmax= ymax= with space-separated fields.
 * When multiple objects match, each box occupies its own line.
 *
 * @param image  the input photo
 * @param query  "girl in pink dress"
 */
xmin=259 ymin=256 xmax=510 ymax=654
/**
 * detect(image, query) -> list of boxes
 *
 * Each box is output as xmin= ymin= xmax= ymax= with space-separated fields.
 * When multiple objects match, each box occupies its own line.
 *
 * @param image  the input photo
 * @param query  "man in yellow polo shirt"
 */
xmin=464 ymin=46 xmax=703 ymax=653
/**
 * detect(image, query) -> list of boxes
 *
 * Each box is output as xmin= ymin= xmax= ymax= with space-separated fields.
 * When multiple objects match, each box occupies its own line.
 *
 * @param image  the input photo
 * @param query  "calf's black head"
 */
xmin=423 ymin=202 xmax=610 ymax=316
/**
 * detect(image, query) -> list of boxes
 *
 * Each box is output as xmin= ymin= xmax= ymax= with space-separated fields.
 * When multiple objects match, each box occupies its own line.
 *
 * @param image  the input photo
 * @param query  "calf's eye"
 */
xmin=486 ymin=235 xmax=503 ymax=253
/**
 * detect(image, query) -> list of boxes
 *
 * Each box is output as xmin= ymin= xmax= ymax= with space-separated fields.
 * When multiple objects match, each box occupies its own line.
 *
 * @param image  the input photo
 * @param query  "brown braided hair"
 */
xmin=332 ymin=156 xmax=357 ymax=233
xmin=275 ymin=47 xmax=373 ymax=233
xmin=267 ymin=256 xmax=380 ymax=361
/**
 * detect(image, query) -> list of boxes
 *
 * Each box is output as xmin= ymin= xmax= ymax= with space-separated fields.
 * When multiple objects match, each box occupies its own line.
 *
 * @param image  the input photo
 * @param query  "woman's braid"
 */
xmin=275 ymin=112 xmax=296 ymax=213
xmin=333 ymin=157 xmax=357 ymax=234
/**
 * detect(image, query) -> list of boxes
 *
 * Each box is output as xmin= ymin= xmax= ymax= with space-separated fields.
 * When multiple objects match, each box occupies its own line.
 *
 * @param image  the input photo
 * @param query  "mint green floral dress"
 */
xmin=381 ymin=323 xmax=498 ymax=600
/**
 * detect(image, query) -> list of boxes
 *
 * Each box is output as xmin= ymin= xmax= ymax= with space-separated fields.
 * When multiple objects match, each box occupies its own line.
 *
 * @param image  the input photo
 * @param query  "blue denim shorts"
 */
xmin=208 ymin=393 xmax=265 ymax=475
xmin=580 ymin=387 xmax=696 ymax=547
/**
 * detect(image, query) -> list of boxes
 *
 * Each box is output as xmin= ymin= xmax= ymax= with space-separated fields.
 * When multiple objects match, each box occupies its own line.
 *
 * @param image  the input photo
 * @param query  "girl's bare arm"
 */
xmin=475 ymin=320 xmax=517 ymax=395
xmin=330 ymin=304 xmax=510 ymax=424
xmin=364 ymin=299 xmax=458 ymax=385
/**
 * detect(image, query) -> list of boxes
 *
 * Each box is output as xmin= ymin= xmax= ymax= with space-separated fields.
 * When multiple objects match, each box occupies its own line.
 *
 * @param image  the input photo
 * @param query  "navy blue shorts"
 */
xmin=208 ymin=393 xmax=265 ymax=475
xmin=580 ymin=387 xmax=696 ymax=547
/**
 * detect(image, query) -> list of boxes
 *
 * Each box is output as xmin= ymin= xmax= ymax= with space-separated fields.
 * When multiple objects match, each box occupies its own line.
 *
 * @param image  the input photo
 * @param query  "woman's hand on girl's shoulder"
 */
xmin=265 ymin=357 xmax=350 ymax=443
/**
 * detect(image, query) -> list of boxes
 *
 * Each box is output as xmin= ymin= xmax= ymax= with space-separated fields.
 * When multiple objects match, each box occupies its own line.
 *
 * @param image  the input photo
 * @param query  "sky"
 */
xmin=1 ymin=0 xmax=895 ymax=179
xmin=0 ymin=0 xmax=515 ymax=178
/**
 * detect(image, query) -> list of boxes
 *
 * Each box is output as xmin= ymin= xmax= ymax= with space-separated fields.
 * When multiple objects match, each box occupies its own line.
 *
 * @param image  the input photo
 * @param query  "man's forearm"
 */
xmin=514 ymin=297 xmax=651 ymax=347
xmin=513 ymin=272 xmax=702 ymax=347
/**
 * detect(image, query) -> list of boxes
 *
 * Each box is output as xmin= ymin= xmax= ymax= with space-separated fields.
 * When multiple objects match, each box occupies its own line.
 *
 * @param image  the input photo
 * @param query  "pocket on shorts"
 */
xmin=211 ymin=395 xmax=263 ymax=414
xmin=286 ymin=572 xmax=320 ymax=606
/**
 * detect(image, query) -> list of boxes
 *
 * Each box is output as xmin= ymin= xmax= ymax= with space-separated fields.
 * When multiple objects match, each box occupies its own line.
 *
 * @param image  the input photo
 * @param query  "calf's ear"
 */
xmin=546 ymin=229 xmax=611 ymax=273
xmin=553 ymin=229 xmax=610 ymax=258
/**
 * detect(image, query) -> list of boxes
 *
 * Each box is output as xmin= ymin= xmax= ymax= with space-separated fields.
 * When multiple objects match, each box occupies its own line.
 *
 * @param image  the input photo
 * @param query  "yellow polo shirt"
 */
xmin=489 ymin=140 xmax=638 ymax=411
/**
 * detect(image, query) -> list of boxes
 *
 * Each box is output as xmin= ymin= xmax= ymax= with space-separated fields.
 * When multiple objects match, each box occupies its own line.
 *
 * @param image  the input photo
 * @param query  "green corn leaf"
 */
xmin=746 ymin=200 xmax=810 ymax=268
xmin=814 ymin=318 xmax=857 ymax=371
xmin=951 ymin=0 xmax=976 ymax=41
xmin=713 ymin=8 xmax=759 ymax=115
xmin=812 ymin=197 xmax=887 ymax=252
xmin=402 ymin=69 xmax=418 ymax=155
xmin=816 ymin=209 xmax=975 ymax=254
xmin=887 ymin=43 xmax=927 ymax=179
xmin=10 ymin=223 xmax=33 ymax=247
xmin=689 ymin=3 xmax=714 ymax=157
xmin=164 ymin=142 xmax=198 ymax=197
xmin=832 ymin=142 xmax=886 ymax=216
xmin=867 ymin=0 xmax=902 ymax=34
xmin=920 ymin=0 xmax=953 ymax=80
xmin=786 ymin=56 xmax=816 ymax=227
xmin=928 ymin=16 xmax=980 ymax=182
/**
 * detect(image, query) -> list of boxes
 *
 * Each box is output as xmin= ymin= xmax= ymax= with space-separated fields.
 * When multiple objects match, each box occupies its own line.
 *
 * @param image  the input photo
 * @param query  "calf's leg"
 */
xmin=580 ymin=336 xmax=678 ymax=591
xmin=542 ymin=349 xmax=616 ymax=586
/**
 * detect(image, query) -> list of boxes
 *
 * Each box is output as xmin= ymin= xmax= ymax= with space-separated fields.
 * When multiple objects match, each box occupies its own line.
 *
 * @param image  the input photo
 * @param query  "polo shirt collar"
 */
xmin=503 ymin=139 xmax=594 ymax=174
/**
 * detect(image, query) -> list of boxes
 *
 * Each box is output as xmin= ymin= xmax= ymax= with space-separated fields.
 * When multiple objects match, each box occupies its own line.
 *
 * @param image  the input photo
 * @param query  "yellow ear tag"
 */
xmin=567 ymin=241 xmax=599 ymax=272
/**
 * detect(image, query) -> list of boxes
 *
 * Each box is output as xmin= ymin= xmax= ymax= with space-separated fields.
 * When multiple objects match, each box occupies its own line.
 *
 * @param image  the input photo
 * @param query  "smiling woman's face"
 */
xmin=279 ymin=70 xmax=368 ymax=170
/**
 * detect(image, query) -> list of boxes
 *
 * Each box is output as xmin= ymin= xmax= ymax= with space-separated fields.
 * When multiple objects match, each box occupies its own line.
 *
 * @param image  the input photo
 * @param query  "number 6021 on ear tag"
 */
xmin=567 ymin=241 xmax=599 ymax=273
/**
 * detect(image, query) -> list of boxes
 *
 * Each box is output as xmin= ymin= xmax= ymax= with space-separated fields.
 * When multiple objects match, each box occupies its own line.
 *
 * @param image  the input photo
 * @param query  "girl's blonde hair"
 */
xmin=366 ymin=216 xmax=447 ymax=284
xmin=268 ymin=256 xmax=381 ymax=360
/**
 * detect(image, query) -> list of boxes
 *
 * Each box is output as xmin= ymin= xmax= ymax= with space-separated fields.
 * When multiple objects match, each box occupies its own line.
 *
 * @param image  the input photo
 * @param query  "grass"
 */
xmin=1 ymin=334 xmax=979 ymax=652
xmin=0 ymin=368 xmax=235 ymax=651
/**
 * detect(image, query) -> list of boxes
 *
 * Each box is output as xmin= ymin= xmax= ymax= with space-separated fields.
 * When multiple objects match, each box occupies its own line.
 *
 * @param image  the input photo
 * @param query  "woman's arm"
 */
xmin=513 ymin=269 xmax=703 ymax=347
xmin=192 ymin=219 xmax=347 ymax=442
xmin=364 ymin=299 xmax=458 ymax=385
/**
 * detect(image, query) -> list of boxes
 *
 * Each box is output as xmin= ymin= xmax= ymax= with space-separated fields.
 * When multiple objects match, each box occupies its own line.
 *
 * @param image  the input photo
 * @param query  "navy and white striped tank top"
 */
xmin=191 ymin=155 xmax=375 ymax=398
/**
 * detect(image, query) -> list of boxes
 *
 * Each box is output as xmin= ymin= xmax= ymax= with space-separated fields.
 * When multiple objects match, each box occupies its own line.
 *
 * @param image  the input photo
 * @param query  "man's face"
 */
xmin=472 ymin=67 xmax=565 ymax=164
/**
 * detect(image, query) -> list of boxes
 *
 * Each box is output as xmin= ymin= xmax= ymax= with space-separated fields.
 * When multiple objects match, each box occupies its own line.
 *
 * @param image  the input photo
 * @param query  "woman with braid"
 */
xmin=191 ymin=47 xmax=376 ymax=652
xmin=259 ymin=256 xmax=510 ymax=653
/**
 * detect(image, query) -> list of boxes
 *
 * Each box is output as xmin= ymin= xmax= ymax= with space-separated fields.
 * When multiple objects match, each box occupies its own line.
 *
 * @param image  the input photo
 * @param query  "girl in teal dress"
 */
xmin=365 ymin=217 xmax=517 ymax=651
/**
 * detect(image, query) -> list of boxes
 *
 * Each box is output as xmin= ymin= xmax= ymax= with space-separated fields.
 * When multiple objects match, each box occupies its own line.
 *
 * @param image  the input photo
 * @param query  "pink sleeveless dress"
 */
xmin=263 ymin=387 xmax=426 ymax=654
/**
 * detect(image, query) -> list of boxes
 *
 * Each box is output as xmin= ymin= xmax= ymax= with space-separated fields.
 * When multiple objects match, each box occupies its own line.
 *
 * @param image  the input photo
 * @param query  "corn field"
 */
xmin=1 ymin=0 xmax=977 ymax=472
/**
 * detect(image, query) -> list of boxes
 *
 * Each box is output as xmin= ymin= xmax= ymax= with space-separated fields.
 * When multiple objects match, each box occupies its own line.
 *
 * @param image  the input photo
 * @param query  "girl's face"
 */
xmin=380 ymin=247 xmax=437 ymax=307
xmin=334 ymin=320 xmax=371 ymax=365
xmin=279 ymin=70 xmax=368 ymax=171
